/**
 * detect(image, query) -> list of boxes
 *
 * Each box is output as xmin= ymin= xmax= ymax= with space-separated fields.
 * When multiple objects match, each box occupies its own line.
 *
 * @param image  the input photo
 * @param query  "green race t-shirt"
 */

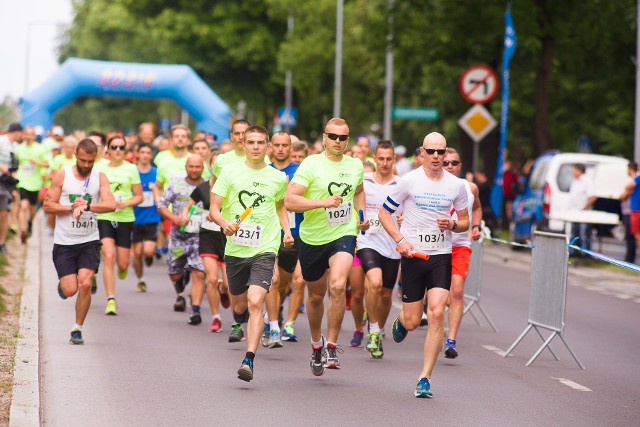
xmin=213 ymin=163 xmax=288 ymax=258
xmin=16 ymin=143 xmax=48 ymax=191
xmin=50 ymin=154 xmax=76 ymax=172
xmin=213 ymin=150 xmax=246 ymax=177
xmin=291 ymin=153 xmax=364 ymax=245
xmin=96 ymin=161 xmax=141 ymax=222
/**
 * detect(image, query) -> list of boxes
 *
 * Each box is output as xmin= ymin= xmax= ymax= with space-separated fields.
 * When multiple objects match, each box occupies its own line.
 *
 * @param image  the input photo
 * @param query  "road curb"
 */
xmin=9 ymin=214 xmax=41 ymax=426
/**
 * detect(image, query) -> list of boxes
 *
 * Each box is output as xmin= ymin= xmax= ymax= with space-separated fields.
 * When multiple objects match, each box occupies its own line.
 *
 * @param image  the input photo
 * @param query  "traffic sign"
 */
xmin=458 ymin=104 xmax=497 ymax=142
xmin=392 ymin=107 xmax=439 ymax=120
xmin=277 ymin=107 xmax=297 ymax=127
xmin=459 ymin=65 xmax=498 ymax=104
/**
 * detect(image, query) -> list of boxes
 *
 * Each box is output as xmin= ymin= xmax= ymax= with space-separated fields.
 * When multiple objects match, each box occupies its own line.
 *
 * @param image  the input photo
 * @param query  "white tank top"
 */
xmin=451 ymin=180 xmax=474 ymax=248
xmin=54 ymin=167 xmax=102 ymax=245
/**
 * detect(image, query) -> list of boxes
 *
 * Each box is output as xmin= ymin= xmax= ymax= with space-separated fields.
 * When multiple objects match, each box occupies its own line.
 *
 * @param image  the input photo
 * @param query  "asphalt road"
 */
xmin=38 ymin=228 xmax=640 ymax=426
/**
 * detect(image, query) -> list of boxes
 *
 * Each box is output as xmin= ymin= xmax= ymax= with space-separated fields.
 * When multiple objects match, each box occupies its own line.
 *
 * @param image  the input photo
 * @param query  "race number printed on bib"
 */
xmin=22 ymin=163 xmax=36 ymax=174
xmin=184 ymin=210 xmax=203 ymax=233
xmin=288 ymin=211 xmax=296 ymax=229
xmin=368 ymin=214 xmax=383 ymax=234
xmin=326 ymin=202 xmax=352 ymax=227
xmin=415 ymin=228 xmax=449 ymax=251
xmin=231 ymin=223 xmax=262 ymax=247
xmin=201 ymin=217 xmax=221 ymax=232
xmin=139 ymin=191 xmax=155 ymax=207
xmin=69 ymin=212 xmax=97 ymax=236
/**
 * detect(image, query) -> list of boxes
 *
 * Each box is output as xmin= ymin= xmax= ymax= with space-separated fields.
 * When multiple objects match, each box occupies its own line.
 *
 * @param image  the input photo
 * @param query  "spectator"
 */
xmin=502 ymin=160 xmax=519 ymax=230
xmin=394 ymin=145 xmax=411 ymax=176
xmin=621 ymin=161 xmax=639 ymax=263
xmin=474 ymin=170 xmax=496 ymax=232
xmin=0 ymin=123 xmax=22 ymax=255
xmin=569 ymin=163 xmax=596 ymax=252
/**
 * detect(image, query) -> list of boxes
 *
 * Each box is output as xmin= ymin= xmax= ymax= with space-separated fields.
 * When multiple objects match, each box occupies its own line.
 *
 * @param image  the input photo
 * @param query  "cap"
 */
xmin=394 ymin=145 xmax=407 ymax=156
xmin=52 ymin=126 xmax=64 ymax=136
xmin=7 ymin=123 xmax=23 ymax=133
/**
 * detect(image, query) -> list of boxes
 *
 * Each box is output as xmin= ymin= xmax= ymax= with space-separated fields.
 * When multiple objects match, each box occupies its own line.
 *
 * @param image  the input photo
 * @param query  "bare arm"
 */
xmin=92 ymin=172 xmax=117 ymax=213
xmin=353 ymin=183 xmax=370 ymax=231
xmin=379 ymin=207 xmax=414 ymax=257
xmin=276 ymin=198 xmax=294 ymax=247
xmin=209 ymin=194 xmax=236 ymax=236
xmin=119 ymin=183 xmax=143 ymax=209
xmin=470 ymin=183 xmax=482 ymax=240
xmin=43 ymin=169 xmax=71 ymax=216
xmin=153 ymin=180 xmax=164 ymax=204
xmin=284 ymin=182 xmax=341 ymax=213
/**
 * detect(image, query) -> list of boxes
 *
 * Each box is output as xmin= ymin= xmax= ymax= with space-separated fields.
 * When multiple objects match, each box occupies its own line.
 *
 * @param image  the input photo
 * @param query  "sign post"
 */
xmin=458 ymin=104 xmax=497 ymax=172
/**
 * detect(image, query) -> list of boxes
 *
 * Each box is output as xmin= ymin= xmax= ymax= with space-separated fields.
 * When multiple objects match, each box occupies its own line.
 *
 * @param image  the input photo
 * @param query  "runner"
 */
xmin=45 ymin=136 xmax=77 ymax=232
xmin=263 ymin=131 xmax=305 ymax=346
xmin=285 ymin=117 xmax=369 ymax=376
xmin=181 ymin=153 xmax=231 ymax=332
xmin=95 ymin=136 xmax=143 ymax=315
xmin=208 ymin=125 xmax=291 ymax=382
xmin=379 ymin=132 xmax=469 ymax=398
xmin=212 ymin=119 xmax=250 ymax=178
xmin=43 ymin=138 xmax=116 ymax=344
xmin=442 ymin=148 xmax=482 ymax=359
xmin=157 ymin=155 xmax=206 ymax=316
xmin=357 ymin=140 xmax=402 ymax=359
xmin=131 ymin=143 xmax=162 ymax=292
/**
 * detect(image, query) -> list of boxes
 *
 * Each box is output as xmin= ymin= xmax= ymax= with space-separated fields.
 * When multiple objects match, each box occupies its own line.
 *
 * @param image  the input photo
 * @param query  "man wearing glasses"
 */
xmin=285 ymin=117 xmax=369 ymax=376
xmin=379 ymin=132 xmax=469 ymax=398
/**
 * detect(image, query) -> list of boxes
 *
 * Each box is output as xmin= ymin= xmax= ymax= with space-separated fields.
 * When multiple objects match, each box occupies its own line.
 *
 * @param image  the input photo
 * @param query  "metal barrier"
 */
xmin=463 ymin=238 xmax=497 ymax=332
xmin=503 ymin=231 xmax=585 ymax=369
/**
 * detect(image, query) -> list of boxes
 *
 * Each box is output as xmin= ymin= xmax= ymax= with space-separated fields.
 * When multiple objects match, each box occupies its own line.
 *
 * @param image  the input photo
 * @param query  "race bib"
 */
xmin=288 ymin=211 xmax=296 ymax=229
xmin=230 ymin=223 xmax=262 ymax=247
xmin=69 ymin=212 xmax=97 ymax=236
xmin=415 ymin=228 xmax=449 ymax=251
xmin=326 ymin=202 xmax=352 ymax=227
xmin=201 ymin=217 xmax=221 ymax=232
xmin=368 ymin=214 xmax=383 ymax=234
xmin=184 ymin=209 xmax=203 ymax=233
xmin=139 ymin=191 xmax=155 ymax=207
xmin=22 ymin=163 xmax=36 ymax=174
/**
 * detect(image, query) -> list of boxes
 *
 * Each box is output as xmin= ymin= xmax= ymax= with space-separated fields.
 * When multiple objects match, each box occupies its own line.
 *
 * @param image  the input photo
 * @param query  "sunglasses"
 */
xmin=325 ymin=133 xmax=349 ymax=142
xmin=109 ymin=145 xmax=126 ymax=151
xmin=423 ymin=148 xmax=446 ymax=155
xmin=442 ymin=160 xmax=461 ymax=166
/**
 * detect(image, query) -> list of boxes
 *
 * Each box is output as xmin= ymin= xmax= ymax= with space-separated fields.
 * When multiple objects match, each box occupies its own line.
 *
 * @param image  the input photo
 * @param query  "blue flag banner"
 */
xmin=490 ymin=5 xmax=517 ymax=218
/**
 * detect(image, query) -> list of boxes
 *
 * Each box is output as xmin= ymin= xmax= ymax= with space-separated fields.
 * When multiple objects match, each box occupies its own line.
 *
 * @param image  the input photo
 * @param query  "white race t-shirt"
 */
xmin=451 ymin=180 xmax=474 ymax=248
xmin=383 ymin=168 xmax=467 ymax=255
xmin=569 ymin=174 xmax=594 ymax=210
xmin=357 ymin=172 xmax=401 ymax=259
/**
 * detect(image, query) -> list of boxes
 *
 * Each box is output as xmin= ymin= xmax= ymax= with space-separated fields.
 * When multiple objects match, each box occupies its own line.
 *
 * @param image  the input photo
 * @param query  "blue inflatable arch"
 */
xmin=20 ymin=58 xmax=231 ymax=138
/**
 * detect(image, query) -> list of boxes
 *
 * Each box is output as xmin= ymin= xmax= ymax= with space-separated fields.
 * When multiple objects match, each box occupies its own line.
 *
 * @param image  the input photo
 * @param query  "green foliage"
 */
xmin=57 ymin=0 xmax=638 ymax=169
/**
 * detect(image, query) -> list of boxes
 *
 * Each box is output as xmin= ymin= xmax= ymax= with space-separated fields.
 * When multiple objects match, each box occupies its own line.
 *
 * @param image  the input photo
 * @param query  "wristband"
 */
xmin=70 ymin=205 xmax=74 ymax=214
xmin=395 ymin=237 xmax=405 ymax=246
xmin=472 ymin=224 xmax=481 ymax=230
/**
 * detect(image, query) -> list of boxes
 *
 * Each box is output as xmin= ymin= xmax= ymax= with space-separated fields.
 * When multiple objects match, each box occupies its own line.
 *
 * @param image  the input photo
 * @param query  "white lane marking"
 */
xmin=552 ymin=377 xmax=592 ymax=392
xmin=482 ymin=345 xmax=512 ymax=357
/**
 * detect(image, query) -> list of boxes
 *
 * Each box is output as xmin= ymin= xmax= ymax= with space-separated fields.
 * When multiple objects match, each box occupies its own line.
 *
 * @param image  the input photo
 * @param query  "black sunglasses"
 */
xmin=109 ymin=145 xmax=126 ymax=151
xmin=325 ymin=133 xmax=349 ymax=142
xmin=442 ymin=160 xmax=461 ymax=166
xmin=423 ymin=148 xmax=446 ymax=155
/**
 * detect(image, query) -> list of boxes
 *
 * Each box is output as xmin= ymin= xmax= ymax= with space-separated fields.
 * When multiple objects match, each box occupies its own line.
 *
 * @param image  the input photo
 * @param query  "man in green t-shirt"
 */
xmin=212 ymin=119 xmax=250 ymax=178
xmin=208 ymin=125 xmax=291 ymax=383
xmin=285 ymin=117 xmax=369 ymax=376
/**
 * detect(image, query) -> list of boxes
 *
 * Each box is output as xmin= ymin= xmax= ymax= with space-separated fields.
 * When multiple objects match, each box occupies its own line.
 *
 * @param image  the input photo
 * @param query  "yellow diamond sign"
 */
xmin=458 ymin=104 xmax=497 ymax=142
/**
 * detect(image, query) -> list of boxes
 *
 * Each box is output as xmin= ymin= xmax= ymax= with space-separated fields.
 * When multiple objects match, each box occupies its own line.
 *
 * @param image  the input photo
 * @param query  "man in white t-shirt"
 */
xmin=568 ymin=163 xmax=596 ymax=251
xmin=379 ymin=132 xmax=469 ymax=398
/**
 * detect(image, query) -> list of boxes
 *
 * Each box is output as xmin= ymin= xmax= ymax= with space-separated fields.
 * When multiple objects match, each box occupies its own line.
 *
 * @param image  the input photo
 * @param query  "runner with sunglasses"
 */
xmin=379 ymin=132 xmax=469 ymax=398
xmin=95 ymin=136 xmax=143 ymax=315
xmin=442 ymin=148 xmax=482 ymax=359
xmin=285 ymin=118 xmax=369 ymax=376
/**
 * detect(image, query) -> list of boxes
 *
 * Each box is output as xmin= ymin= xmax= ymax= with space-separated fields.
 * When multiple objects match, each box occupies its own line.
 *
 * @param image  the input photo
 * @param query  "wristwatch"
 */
xmin=86 ymin=202 xmax=91 ymax=212
xmin=472 ymin=224 xmax=481 ymax=231
xmin=451 ymin=220 xmax=457 ymax=231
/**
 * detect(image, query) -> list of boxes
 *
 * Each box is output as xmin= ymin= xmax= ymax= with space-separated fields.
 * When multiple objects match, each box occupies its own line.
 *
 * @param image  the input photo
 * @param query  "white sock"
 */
xmin=269 ymin=321 xmax=280 ymax=333
xmin=138 ymin=276 xmax=145 ymax=282
xmin=107 ymin=296 xmax=115 ymax=300
xmin=370 ymin=322 xmax=380 ymax=333
xmin=311 ymin=339 xmax=323 ymax=349
xmin=213 ymin=314 xmax=221 ymax=320
xmin=73 ymin=323 xmax=82 ymax=331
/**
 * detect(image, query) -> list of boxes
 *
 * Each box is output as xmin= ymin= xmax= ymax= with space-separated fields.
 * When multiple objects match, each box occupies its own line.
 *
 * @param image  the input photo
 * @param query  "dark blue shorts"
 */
xmin=299 ymin=235 xmax=356 ymax=282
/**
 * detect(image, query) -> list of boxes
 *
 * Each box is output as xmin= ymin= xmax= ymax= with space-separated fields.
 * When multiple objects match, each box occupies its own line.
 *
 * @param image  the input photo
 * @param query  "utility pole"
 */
xmin=333 ymin=0 xmax=344 ymax=117
xmin=383 ymin=0 xmax=395 ymax=141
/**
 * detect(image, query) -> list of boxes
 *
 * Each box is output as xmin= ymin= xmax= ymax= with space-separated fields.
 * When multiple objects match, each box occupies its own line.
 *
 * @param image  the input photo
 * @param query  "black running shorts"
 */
xmin=399 ymin=253 xmax=452 ymax=303
xmin=52 ymin=240 xmax=102 ymax=279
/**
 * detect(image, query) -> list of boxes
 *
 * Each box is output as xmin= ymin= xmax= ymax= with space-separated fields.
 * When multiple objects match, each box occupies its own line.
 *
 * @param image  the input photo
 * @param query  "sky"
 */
xmin=0 ymin=0 xmax=74 ymax=102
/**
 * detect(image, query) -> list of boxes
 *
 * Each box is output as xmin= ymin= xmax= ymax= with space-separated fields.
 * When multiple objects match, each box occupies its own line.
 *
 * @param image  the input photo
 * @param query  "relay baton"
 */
xmin=396 ymin=247 xmax=430 ymax=261
xmin=358 ymin=209 xmax=365 ymax=235
xmin=233 ymin=207 xmax=252 ymax=231
xmin=179 ymin=205 xmax=196 ymax=232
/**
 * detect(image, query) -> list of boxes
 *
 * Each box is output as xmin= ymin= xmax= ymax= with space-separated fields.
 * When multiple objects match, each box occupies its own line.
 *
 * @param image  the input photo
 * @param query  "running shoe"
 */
xmin=105 ymin=298 xmax=117 ymax=315
xmin=188 ymin=311 xmax=202 ymax=325
xmin=371 ymin=342 xmax=384 ymax=359
xmin=69 ymin=329 xmax=84 ymax=345
xmin=366 ymin=332 xmax=381 ymax=353
xmin=218 ymin=283 xmax=230 ymax=309
xmin=310 ymin=336 xmax=326 ymax=377
xmin=229 ymin=323 xmax=245 ymax=342
xmin=380 ymin=328 xmax=385 ymax=339
xmin=57 ymin=281 xmax=67 ymax=300
xmin=20 ymin=231 xmax=27 ymax=244
xmin=154 ymin=248 xmax=162 ymax=259
xmin=91 ymin=276 xmax=97 ymax=295
xmin=144 ymin=256 xmax=153 ymax=267
xmin=174 ymin=276 xmax=186 ymax=294
xmin=282 ymin=323 xmax=297 ymax=342
xmin=267 ymin=329 xmax=283 ymax=349
xmin=173 ymin=295 xmax=186 ymax=312
xmin=208 ymin=318 xmax=222 ymax=333
xmin=8 ymin=224 xmax=17 ymax=235
xmin=237 ymin=357 xmax=254 ymax=382
xmin=362 ymin=310 xmax=368 ymax=329
xmin=299 ymin=303 xmax=305 ymax=314
xmin=136 ymin=281 xmax=147 ymax=293
xmin=444 ymin=339 xmax=458 ymax=359
xmin=392 ymin=316 xmax=408 ymax=343
xmin=117 ymin=268 xmax=128 ymax=280
xmin=420 ymin=311 xmax=428 ymax=327
xmin=350 ymin=330 xmax=364 ymax=347
xmin=261 ymin=324 xmax=271 ymax=347
xmin=324 ymin=343 xmax=343 ymax=369
xmin=414 ymin=377 xmax=433 ymax=398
